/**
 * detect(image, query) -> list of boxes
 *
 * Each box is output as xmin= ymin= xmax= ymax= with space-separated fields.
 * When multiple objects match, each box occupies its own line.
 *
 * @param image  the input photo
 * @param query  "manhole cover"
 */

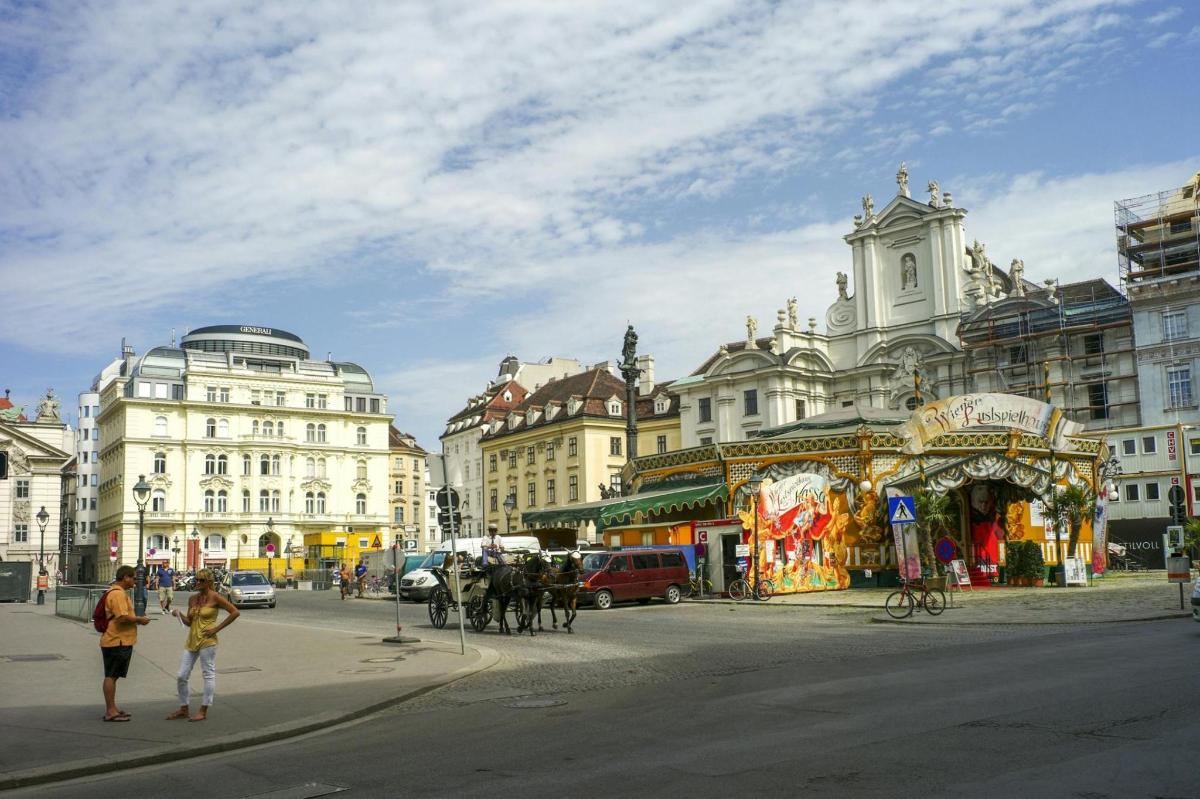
xmin=338 ymin=666 xmax=394 ymax=675
xmin=361 ymin=656 xmax=405 ymax=663
xmin=505 ymin=698 xmax=566 ymax=709
xmin=217 ymin=666 xmax=262 ymax=674
xmin=1 ymin=654 xmax=64 ymax=662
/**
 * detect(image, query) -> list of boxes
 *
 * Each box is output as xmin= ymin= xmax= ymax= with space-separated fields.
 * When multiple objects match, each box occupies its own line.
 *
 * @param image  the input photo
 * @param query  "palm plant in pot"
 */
xmin=1042 ymin=483 xmax=1095 ymax=583
xmin=914 ymin=489 xmax=955 ymax=574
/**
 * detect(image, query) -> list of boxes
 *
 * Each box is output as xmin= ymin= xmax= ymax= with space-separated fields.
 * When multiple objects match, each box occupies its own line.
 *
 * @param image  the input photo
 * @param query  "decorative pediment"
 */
xmin=199 ymin=475 xmax=234 ymax=490
xmin=352 ymin=478 xmax=372 ymax=493
xmin=149 ymin=474 xmax=173 ymax=491
xmin=300 ymin=478 xmax=332 ymax=492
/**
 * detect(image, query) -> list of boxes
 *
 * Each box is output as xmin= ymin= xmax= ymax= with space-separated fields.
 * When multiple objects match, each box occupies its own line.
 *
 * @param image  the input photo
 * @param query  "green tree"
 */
xmin=913 ymin=489 xmax=955 ymax=573
xmin=1042 ymin=484 xmax=1095 ymax=559
xmin=1183 ymin=517 xmax=1200 ymax=561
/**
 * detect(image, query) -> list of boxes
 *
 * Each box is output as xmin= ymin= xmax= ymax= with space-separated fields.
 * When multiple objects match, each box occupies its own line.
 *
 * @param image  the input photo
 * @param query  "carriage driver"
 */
xmin=481 ymin=522 xmax=506 ymax=568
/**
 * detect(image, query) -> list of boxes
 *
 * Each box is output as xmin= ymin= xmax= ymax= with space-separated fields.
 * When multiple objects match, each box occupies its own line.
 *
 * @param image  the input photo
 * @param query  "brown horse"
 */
xmin=538 ymin=552 xmax=583 ymax=633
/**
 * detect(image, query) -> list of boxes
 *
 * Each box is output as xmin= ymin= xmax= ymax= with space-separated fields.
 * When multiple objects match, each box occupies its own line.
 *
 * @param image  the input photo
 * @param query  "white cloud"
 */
xmin=1146 ymin=6 xmax=1182 ymax=24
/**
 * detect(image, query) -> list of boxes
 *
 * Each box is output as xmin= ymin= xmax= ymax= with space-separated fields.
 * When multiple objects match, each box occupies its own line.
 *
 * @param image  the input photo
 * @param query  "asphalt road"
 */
xmin=17 ymin=590 xmax=1199 ymax=798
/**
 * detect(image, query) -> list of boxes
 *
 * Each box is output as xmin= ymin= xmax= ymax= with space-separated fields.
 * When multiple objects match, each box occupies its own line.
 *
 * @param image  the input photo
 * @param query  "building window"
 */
xmin=90 ymin=474 xmax=97 ymax=486
xmin=657 ymin=435 xmax=667 ymax=454
xmin=1145 ymin=482 xmax=1160 ymax=501
xmin=253 ymin=420 xmax=260 ymax=436
xmin=1142 ymin=435 xmax=1157 ymax=455
xmin=317 ymin=424 xmax=326 ymax=443
xmin=795 ymin=399 xmax=806 ymax=420
xmin=205 ymin=418 xmax=216 ymax=438
xmin=356 ymin=397 xmax=367 ymax=412
xmin=521 ymin=481 xmax=532 ymax=507
xmin=307 ymin=458 xmax=316 ymax=478
xmin=1083 ymin=333 xmax=1104 ymax=356
xmin=155 ymin=383 xmax=168 ymax=399
xmin=357 ymin=460 xmax=368 ymax=480
xmin=154 ymin=452 xmax=166 ymax=474
xmin=14 ymin=524 xmax=29 ymax=542
xmin=251 ymin=390 xmax=261 ymax=405
xmin=316 ymin=492 xmax=326 ymax=513
xmin=700 ymin=436 xmax=713 ymax=445
xmin=137 ymin=382 xmax=151 ymax=398
xmin=306 ymin=423 xmax=315 ymax=443
xmin=305 ymin=393 xmax=316 ymax=408
xmin=744 ymin=389 xmax=758 ymax=416
xmin=1121 ymin=439 xmax=1136 ymax=456
xmin=905 ymin=397 xmax=920 ymax=411
xmin=1168 ymin=366 xmax=1193 ymax=409
xmin=698 ymin=397 xmax=712 ymax=423
xmin=412 ymin=477 xmax=419 ymax=495
xmin=547 ymin=479 xmax=556 ymax=503
xmin=155 ymin=416 xmax=168 ymax=436
xmin=508 ymin=450 xmax=517 ymax=468
xmin=318 ymin=394 xmax=328 ymax=409
xmin=204 ymin=454 xmax=216 ymax=475
xmin=490 ymin=489 xmax=498 ymax=511
xmin=305 ymin=492 xmax=315 ymax=513
xmin=217 ymin=455 xmax=228 ymax=475
xmin=206 ymin=386 xmax=217 ymax=402
xmin=260 ymin=455 xmax=270 ymax=475
xmin=317 ymin=459 xmax=326 ymax=478
xmin=1008 ymin=345 xmax=1027 ymax=365
xmin=206 ymin=534 xmax=226 ymax=551
xmin=220 ymin=387 xmax=230 ymax=403
xmin=263 ymin=420 xmax=274 ymax=437
xmin=243 ymin=455 xmax=251 ymax=475
xmin=151 ymin=490 xmax=166 ymax=512
xmin=15 ymin=479 xmax=29 ymax=498
xmin=1191 ymin=439 xmax=1200 ymax=457
xmin=275 ymin=391 xmax=285 ymax=407
xmin=357 ymin=426 xmax=367 ymax=445
xmin=271 ymin=455 xmax=281 ymax=476
xmin=204 ymin=490 xmax=215 ymax=512
xmin=568 ymin=437 xmax=577 ymax=457
xmin=489 ymin=454 xmax=497 ymax=473
xmin=259 ymin=490 xmax=270 ymax=512
xmin=413 ymin=458 xmax=420 ymax=470
xmin=546 ymin=442 xmax=555 ymax=460
xmin=610 ymin=437 xmax=622 ymax=456
xmin=271 ymin=490 xmax=280 ymax=513
xmin=394 ymin=506 xmax=404 ymax=523
xmin=568 ymin=475 xmax=578 ymax=501
xmin=610 ymin=473 xmax=622 ymax=494
xmin=1163 ymin=311 xmax=1188 ymax=342
xmin=242 ymin=491 xmax=251 ymax=512
xmin=1087 ymin=383 xmax=1108 ymax=420
xmin=1125 ymin=483 xmax=1140 ymax=502
xmin=356 ymin=493 xmax=367 ymax=515
xmin=218 ymin=419 xmax=229 ymax=437
xmin=216 ymin=490 xmax=227 ymax=512
xmin=394 ymin=480 xmax=403 ymax=495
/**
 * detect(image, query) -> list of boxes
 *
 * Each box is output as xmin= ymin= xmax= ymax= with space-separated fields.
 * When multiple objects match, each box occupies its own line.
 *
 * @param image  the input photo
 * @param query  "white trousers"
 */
xmin=177 ymin=646 xmax=217 ymax=706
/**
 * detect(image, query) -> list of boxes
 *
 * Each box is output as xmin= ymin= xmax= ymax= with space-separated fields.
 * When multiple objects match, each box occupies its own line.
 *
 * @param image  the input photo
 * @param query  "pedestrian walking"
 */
xmin=157 ymin=564 xmax=176 ymax=614
xmin=100 ymin=565 xmax=151 ymax=722
xmin=167 ymin=568 xmax=239 ymax=722
xmin=339 ymin=563 xmax=351 ymax=599
xmin=354 ymin=559 xmax=367 ymax=598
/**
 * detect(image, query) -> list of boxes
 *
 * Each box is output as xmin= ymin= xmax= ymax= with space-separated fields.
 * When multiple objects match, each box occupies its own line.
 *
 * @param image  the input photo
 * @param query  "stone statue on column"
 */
xmin=896 ymin=162 xmax=909 ymax=197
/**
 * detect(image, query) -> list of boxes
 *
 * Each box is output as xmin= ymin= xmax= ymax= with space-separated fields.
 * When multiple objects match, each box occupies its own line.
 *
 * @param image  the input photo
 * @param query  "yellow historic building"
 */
xmin=388 ymin=426 xmax=428 ymax=554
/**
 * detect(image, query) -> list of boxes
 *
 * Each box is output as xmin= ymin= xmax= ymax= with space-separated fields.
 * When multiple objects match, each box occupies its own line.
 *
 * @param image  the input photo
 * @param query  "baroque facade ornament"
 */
xmin=35 ymin=388 xmax=61 ymax=423
xmin=896 ymin=162 xmax=909 ymax=197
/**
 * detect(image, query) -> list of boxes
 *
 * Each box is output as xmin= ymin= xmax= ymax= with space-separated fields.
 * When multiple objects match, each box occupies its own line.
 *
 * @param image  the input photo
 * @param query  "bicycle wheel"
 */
xmin=727 ymin=579 xmax=747 ymax=601
xmin=755 ymin=579 xmax=775 ymax=601
xmin=682 ymin=580 xmax=696 ymax=599
xmin=922 ymin=588 xmax=946 ymax=616
xmin=884 ymin=590 xmax=914 ymax=619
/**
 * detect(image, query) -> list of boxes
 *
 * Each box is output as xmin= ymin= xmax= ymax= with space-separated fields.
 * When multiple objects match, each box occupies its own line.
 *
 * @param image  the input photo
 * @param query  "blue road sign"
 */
xmin=888 ymin=495 xmax=917 ymax=525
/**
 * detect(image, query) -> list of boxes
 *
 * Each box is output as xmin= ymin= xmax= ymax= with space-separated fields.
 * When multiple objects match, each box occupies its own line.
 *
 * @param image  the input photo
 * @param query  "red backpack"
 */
xmin=92 ymin=588 xmax=118 ymax=633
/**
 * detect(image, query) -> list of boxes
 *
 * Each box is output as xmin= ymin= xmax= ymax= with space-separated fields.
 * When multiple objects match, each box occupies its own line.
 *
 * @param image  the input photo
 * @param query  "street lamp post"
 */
xmin=265 ymin=517 xmax=275 ymax=584
xmin=190 ymin=524 xmax=200 ymax=571
xmin=131 ymin=475 xmax=152 ymax=616
xmin=35 ymin=506 xmax=49 ymax=605
xmin=286 ymin=534 xmax=294 ymax=588
xmin=502 ymin=494 xmax=517 ymax=534
xmin=747 ymin=476 xmax=763 ymax=598
xmin=171 ymin=535 xmax=180 ymax=571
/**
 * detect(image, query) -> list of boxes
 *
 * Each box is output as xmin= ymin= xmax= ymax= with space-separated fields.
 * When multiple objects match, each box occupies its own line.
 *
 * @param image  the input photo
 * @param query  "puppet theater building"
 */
xmin=522 ymin=167 xmax=1111 ymax=592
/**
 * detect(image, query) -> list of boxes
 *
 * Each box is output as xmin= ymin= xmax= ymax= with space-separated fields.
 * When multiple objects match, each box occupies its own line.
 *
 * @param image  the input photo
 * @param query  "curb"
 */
xmin=0 ymin=643 xmax=501 ymax=792
xmin=867 ymin=612 xmax=1191 ymax=627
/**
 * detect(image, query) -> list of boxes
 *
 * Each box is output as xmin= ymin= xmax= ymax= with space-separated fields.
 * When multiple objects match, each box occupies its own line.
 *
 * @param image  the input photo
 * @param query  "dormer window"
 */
xmin=503 ymin=390 xmax=512 ymax=402
xmin=567 ymin=397 xmax=582 ymax=415
xmin=608 ymin=399 xmax=622 ymax=416
xmin=654 ymin=396 xmax=669 ymax=414
xmin=507 ymin=415 xmax=519 ymax=430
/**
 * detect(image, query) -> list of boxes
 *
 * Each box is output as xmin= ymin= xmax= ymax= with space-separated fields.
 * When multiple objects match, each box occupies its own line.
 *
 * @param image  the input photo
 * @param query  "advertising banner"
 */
xmin=898 ymin=393 xmax=1082 ymax=454
xmin=1091 ymin=493 xmax=1108 ymax=575
xmin=892 ymin=523 xmax=921 ymax=580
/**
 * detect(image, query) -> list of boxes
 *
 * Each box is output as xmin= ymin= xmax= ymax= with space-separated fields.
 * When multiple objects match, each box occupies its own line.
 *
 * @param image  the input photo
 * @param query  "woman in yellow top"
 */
xmin=166 ymin=568 xmax=239 ymax=721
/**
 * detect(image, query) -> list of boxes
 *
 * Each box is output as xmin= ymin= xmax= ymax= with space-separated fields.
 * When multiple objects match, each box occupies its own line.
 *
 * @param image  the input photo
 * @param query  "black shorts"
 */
xmin=101 ymin=645 xmax=133 ymax=679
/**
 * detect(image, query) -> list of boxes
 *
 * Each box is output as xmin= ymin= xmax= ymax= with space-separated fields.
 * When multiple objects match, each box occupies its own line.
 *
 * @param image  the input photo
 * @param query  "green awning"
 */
xmin=520 ymin=497 xmax=611 ymax=527
xmin=599 ymin=482 xmax=729 ymax=524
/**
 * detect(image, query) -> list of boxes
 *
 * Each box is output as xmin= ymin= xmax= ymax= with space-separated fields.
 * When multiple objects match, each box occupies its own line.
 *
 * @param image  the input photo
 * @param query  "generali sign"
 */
xmin=898 ymin=393 xmax=1082 ymax=454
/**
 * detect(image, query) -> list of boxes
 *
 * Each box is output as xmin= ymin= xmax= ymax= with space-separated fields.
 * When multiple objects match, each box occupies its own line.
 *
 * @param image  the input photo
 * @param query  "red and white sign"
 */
xmin=109 ymin=531 xmax=119 ymax=562
xmin=1171 ymin=476 xmax=1180 ymax=486
xmin=266 ymin=543 xmax=276 ymax=559
xmin=1167 ymin=430 xmax=1177 ymax=462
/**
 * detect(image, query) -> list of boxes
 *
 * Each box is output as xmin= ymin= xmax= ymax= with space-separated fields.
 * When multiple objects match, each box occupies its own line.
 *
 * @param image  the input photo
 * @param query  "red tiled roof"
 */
xmin=0 ymin=393 xmax=28 ymax=422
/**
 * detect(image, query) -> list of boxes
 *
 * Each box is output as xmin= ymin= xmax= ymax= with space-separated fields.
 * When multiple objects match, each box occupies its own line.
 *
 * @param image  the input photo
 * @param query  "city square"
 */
xmin=2 ymin=1 xmax=1199 ymax=796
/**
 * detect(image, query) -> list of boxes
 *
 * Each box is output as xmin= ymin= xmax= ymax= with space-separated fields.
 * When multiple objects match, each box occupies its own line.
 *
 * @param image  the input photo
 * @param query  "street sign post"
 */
xmin=887 ymin=495 xmax=917 ymax=525
xmin=1168 ymin=555 xmax=1192 ymax=609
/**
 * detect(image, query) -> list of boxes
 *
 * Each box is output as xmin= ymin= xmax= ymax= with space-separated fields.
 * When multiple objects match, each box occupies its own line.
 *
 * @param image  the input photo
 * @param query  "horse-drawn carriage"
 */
xmin=426 ymin=550 xmax=584 ymax=635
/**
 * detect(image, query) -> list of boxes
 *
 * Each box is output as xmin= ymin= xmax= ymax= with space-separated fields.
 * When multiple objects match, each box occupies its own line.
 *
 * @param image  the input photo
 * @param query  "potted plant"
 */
xmin=1041 ymin=484 xmax=1096 ymax=586
xmin=1006 ymin=541 xmax=1026 ymax=586
xmin=914 ymin=489 xmax=955 ymax=574
xmin=1024 ymin=541 xmax=1046 ymax=587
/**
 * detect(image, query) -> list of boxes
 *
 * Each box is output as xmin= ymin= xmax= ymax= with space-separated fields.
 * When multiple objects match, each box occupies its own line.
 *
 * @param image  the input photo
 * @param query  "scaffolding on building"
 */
xmin=957 ymin=280 xmax=1138 ymax=425
xmin=1116 ymin=174 xmax=1200 ymax=289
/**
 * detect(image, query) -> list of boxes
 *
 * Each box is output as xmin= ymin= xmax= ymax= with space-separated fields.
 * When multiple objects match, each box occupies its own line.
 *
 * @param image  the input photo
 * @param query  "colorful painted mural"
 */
xmin=738 ymin=474 xmax=851 ymax=592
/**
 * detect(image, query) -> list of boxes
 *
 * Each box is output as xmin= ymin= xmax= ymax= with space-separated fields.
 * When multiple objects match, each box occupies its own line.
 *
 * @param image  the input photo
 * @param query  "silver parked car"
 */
xmin=219 ymin=570 xmax=276 ymax=608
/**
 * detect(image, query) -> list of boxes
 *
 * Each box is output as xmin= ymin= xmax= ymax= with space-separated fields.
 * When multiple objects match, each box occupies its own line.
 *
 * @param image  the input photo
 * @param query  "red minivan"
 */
xmin=578 ymin=549 xmax=689 ymax=609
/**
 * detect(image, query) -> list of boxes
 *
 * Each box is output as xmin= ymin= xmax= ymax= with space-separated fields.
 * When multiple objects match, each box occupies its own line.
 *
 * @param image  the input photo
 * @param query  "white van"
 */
xmin=398 ymin=535 xmax=541 ymax=601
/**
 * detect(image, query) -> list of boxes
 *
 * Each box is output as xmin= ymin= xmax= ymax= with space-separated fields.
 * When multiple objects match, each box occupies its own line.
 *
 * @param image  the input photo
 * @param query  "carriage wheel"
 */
xmin=428 ymin=588 xmax=450 ymax=629
xmin=468 ymin=596 xmax=490 ymax=632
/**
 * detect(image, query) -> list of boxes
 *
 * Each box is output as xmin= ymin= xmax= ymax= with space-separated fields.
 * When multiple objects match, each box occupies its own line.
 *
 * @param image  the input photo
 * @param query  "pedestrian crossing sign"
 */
xmin=371 ymin=534 xmax=382 ymax=549
xmin=887 ymin=495 xmax=917 ymax=525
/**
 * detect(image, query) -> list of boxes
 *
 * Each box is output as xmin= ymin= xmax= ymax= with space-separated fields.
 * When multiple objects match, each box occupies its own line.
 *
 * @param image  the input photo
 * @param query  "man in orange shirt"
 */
xmin=100 ymin=565 xmax=151 ymax=721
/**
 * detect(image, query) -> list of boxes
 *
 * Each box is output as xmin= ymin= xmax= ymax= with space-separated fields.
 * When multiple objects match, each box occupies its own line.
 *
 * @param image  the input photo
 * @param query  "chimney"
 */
xmin=637 ymin=354 xmax=655 ymax=395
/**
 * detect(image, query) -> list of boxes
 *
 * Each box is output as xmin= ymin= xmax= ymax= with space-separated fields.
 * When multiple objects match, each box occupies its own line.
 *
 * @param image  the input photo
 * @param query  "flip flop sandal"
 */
xmin=102 ymin=714 xmax=131 ymax=722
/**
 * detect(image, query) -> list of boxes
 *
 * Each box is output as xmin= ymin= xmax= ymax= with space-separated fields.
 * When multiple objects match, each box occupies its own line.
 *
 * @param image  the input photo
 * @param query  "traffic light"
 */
xmin=1168 ymin=484 xmax=1187 ymax=524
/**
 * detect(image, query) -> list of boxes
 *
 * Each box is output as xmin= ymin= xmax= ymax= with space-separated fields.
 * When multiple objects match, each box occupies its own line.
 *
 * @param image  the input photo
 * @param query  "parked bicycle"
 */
xmin=364 ymin=575 xmax=389 ymax=596
xmin=727 ymin=569 xmax=774 ymax=602
xmin=884 ymin=577 xmax=946 ymax=619
xmin=684 ymin=570 xmax=714 ymax=598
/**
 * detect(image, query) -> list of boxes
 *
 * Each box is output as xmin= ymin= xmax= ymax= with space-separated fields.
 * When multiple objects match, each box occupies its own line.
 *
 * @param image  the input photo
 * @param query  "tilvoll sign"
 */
xmin=887 ymin=495 xmax=917 ymax=525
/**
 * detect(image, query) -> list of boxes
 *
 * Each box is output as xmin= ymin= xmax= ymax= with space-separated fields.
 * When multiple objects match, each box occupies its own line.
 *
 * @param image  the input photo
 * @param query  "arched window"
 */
xmin=217 ymin=418 xmax=229 ymax=438
xmin=263 ymin=420 xmax=274 ymax=437
xmin=277 ymin=421 xmax=284 ymax=437
xmin=271 ymin=490 xmax=280 ymax=512
xmin=252 ymin=420 xmax=260 ymax=436
xmin=217 ymin=454 xmax=228 ymax=474
xmin=153 ymin=452 xmax=166 ymax=474
xmin=205 ymin=418 xmax=216 ymax=438
xmin=216 ymin=490 xmax=227 ymax=512
xmin=151 ymin=489 xmax=166 ymax=512
xmin=317 ymin=424 xmax=326 ymax=443
xmin=205 ymin=534 xmax=225 ymax=551
xmin=259 ymin=490 xmax=270 ymax=512
xmin=154 ymin=416 xmax=168 ymax=436
xmin=356 ymin=493 xmax=367 ymax=515
xmin=316 ymin=492 xmax=326 ymax=513
xmin=317 ymin=458 xmax=327 ymax=478
xmin=306 ymin=423 xmax=315 ymax=443
xmin=204 ymin=454 xmax=216 ymax=474
xmin=260 ymin=454 xmax=270 ymax=475
xmin=271 ymin=454 xmax=281 ymax=475
xmin=357 ymin=460 xmax=367 ymax=480
xmin=204 ymin=490 xmax=215 ymax=512
xmin=356 ymin=426 xmax=367 ymax=445
xmin=258 ymin=534 xmax=276 ymax=557
xmin=242 ymin=490 xmax=250 ymax=513
xmin=305 ymin=492 xmax=315 ymax=513
xmin=305 ymin=457 xmax=315 ymax=478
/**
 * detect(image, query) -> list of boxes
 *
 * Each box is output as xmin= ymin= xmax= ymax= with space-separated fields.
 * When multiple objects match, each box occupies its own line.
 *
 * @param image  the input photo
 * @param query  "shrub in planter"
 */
xmin=1006 ymin=542 xmax=1025 ymax=586
xmin=1022 ymin=541 xmax=1045 ymax=586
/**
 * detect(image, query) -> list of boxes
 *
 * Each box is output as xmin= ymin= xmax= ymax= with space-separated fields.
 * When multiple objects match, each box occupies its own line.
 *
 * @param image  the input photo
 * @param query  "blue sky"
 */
xmin=1 ymin=0 xmax=1198 ymax=449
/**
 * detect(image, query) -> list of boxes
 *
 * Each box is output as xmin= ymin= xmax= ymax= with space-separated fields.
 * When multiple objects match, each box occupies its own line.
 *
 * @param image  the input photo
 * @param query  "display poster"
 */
xmin=1090 ymin=493 xmax=1108 ymax=575
xmin=949 ymin=559 xmax=971 ymax=589
xmin=892 ymin=523 xmax=921 ymax=580
xmin=1063 ymin=557 xmax=1088 ymax=586
xmin=898 ymin=393 xmax=1083 ymax=454
xmin=746 ymin=472 xmax=850 ymax=593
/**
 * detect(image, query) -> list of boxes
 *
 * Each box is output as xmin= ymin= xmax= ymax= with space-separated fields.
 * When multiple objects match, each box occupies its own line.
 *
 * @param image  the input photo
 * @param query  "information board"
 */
xmin=1063 ymin=557 xmax=1087 ymax=586
xmin=948 ymin=559 xmax=972 ymax=590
